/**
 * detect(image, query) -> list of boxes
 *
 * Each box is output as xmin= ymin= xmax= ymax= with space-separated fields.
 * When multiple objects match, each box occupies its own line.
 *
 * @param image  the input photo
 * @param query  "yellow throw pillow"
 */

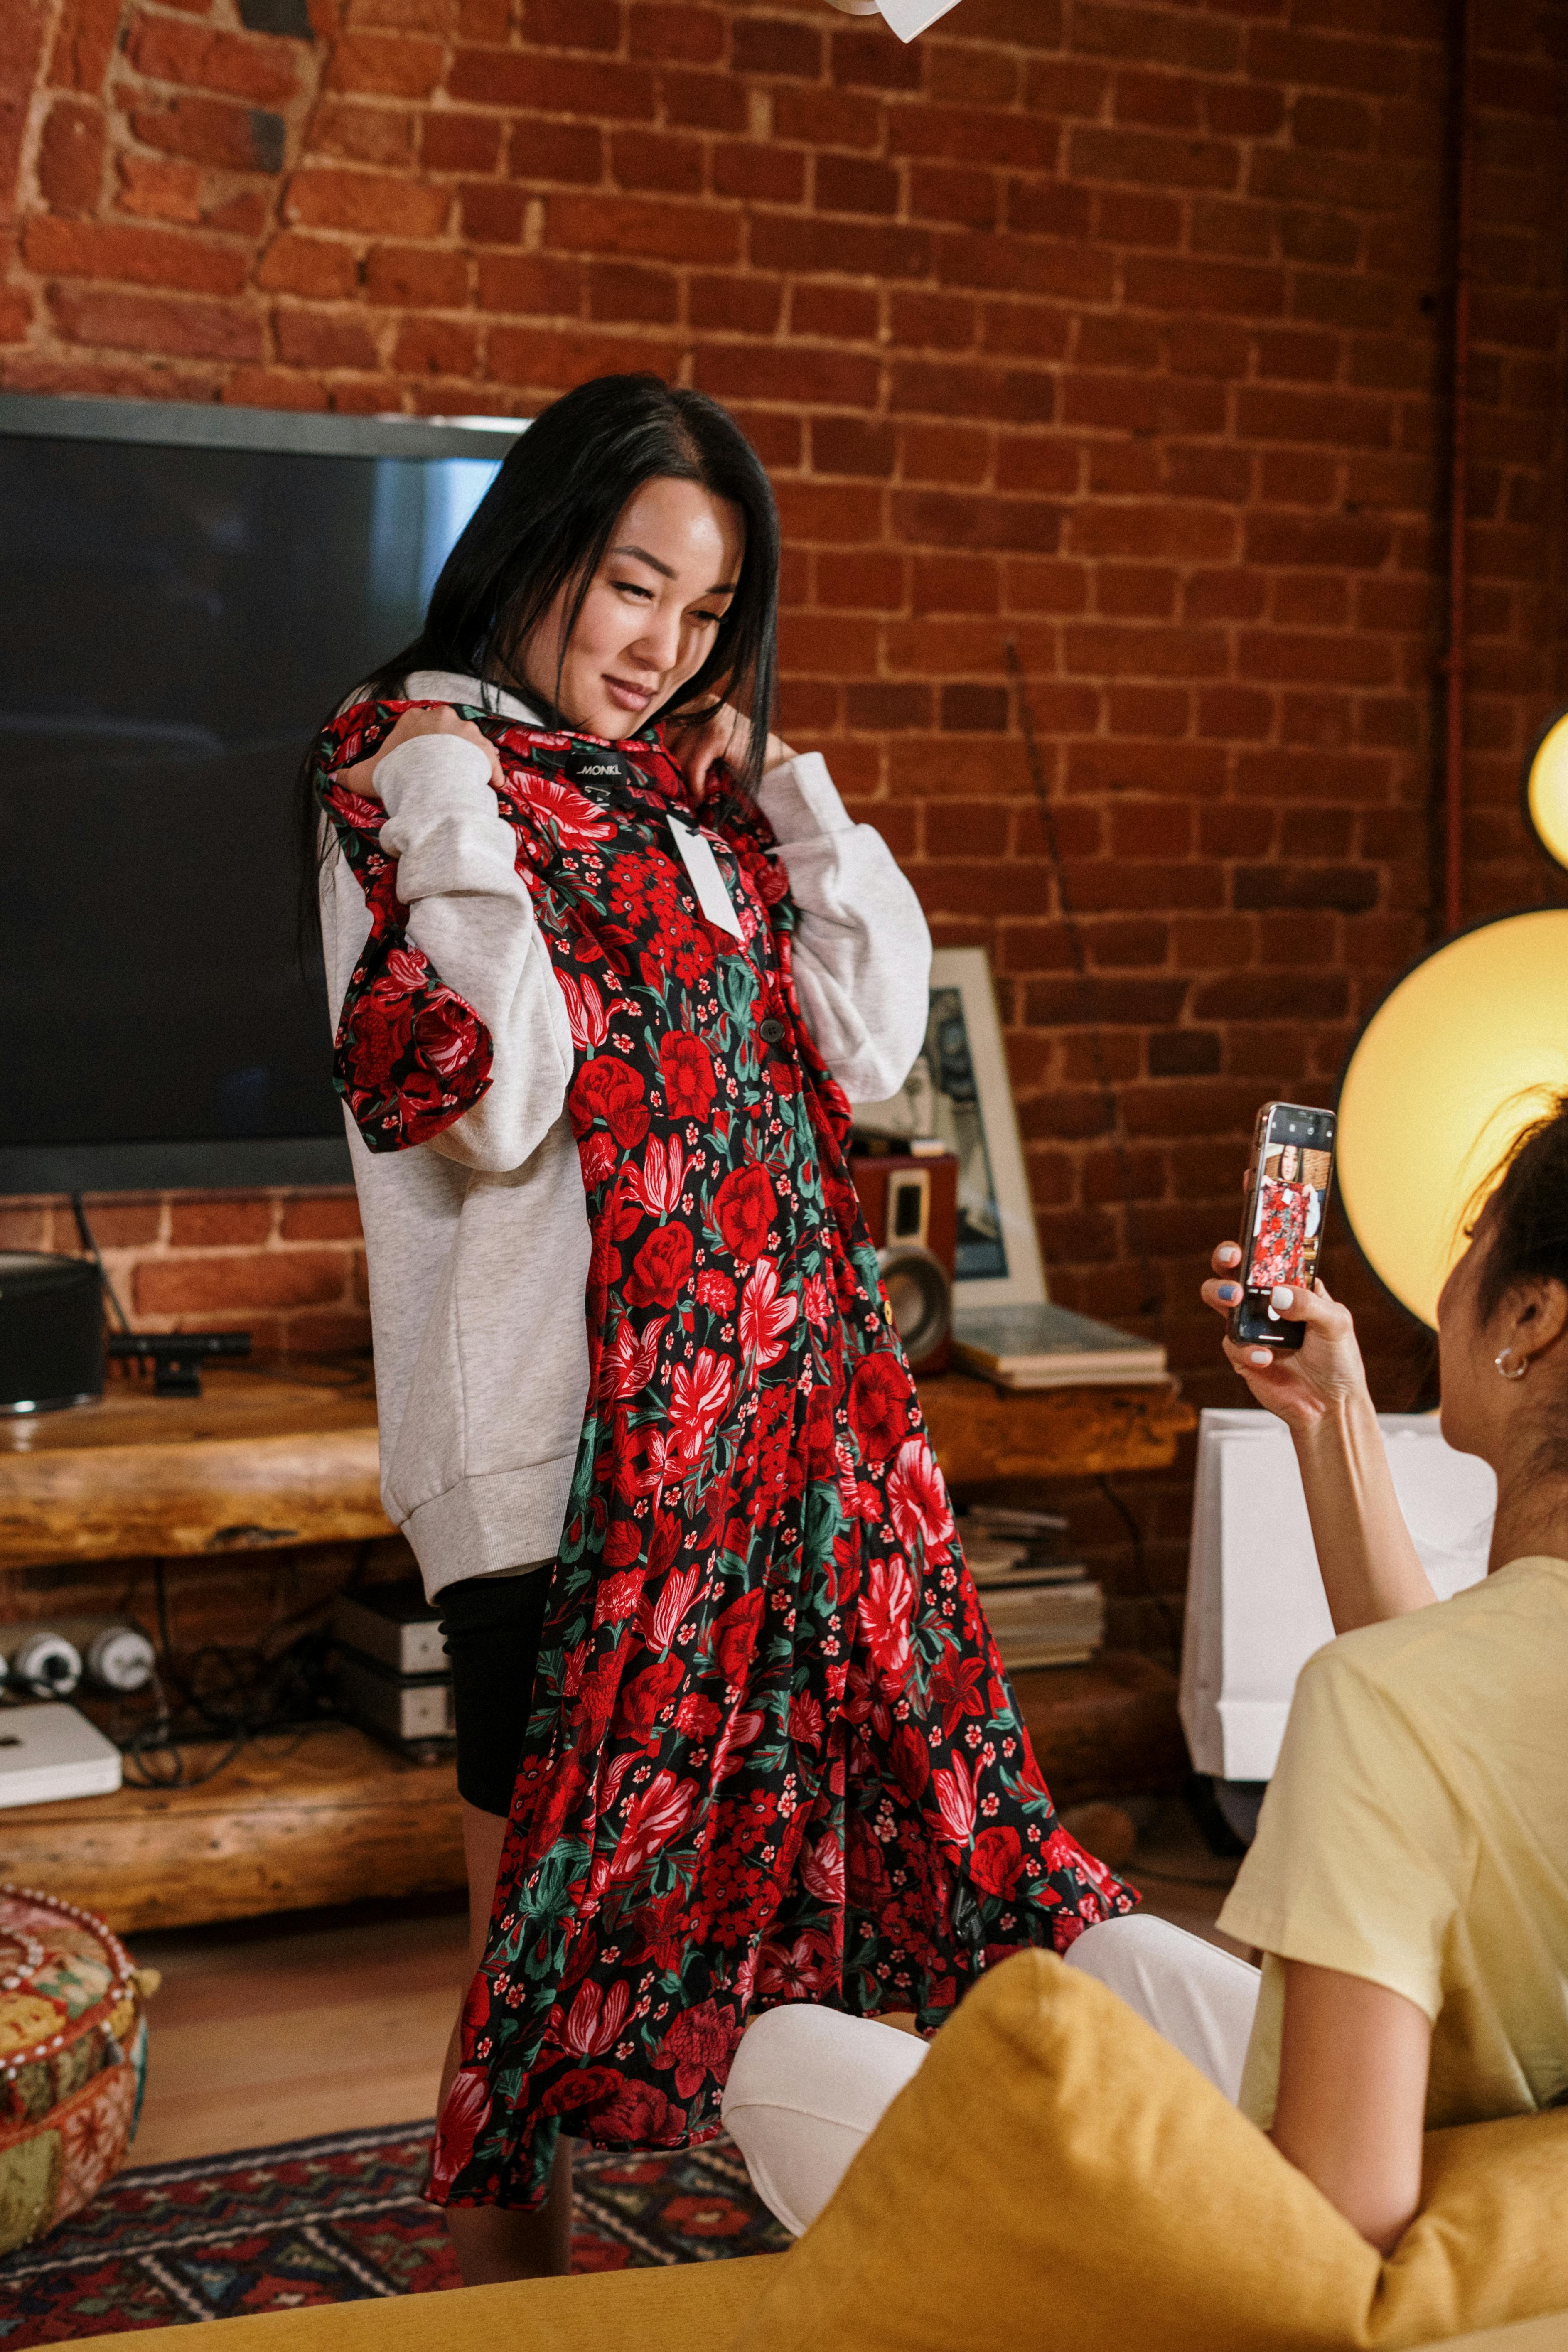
xmin=727 ymin=1949 xmax=1568 ymax=2352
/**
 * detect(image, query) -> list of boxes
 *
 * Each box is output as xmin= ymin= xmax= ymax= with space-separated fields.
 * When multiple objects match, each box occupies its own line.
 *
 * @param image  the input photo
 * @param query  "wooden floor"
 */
xmin=127 ymin=1891 xmax=471 ymax=2165
xmin=124 ymin=1799 xmax=1241 ymax=2168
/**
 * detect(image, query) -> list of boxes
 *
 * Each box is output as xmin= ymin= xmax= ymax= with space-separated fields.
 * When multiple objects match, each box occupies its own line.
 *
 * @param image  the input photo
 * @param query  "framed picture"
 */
xmin=851 ymin=946 xmax=1048 ymax=1309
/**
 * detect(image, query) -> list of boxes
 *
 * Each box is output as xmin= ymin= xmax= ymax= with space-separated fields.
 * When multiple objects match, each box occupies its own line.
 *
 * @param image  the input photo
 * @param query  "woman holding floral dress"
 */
xmin=303 ymin=374 xmax=1134 ymax=2285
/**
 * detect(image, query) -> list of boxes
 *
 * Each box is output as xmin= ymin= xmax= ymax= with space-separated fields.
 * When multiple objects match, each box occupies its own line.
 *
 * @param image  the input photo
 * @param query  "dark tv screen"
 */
xmin=0 ymin=397 xmax=514 ymax=1193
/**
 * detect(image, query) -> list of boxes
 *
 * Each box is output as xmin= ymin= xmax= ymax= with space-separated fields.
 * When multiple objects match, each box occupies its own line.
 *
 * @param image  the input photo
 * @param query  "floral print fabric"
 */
xmin=315 ymin=701 xmax=1135 ymax=2211
xmin=1251 ymin=1178 xmax=1309 ymax=1292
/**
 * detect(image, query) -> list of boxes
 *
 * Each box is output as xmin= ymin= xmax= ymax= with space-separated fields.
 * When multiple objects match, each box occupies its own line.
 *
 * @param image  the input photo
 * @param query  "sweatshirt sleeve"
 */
xmin=321 ymin=725 xmax=573 ymax=1174
xmin=755 ymin=751 xmax=931 ymax=1103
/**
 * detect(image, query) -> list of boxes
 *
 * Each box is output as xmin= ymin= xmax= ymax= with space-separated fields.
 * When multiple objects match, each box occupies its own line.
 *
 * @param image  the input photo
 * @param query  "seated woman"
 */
xmin=724 ymin=1097 xmax=1568 ymax=2254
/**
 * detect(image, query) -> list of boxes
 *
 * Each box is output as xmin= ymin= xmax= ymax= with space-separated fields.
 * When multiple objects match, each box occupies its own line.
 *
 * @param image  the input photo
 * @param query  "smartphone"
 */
xmin=1229 ymin=1101 xmax=1337 ymax=1351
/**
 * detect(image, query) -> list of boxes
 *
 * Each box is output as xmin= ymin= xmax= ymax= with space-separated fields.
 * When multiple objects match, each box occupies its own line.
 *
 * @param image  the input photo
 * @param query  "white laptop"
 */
xmin=0 ymin=1705 xmax=123 ymax=1809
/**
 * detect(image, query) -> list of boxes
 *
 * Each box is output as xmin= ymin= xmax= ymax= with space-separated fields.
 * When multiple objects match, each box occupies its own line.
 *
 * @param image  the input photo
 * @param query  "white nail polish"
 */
xmin=1249 ymin=1349 xmax=1272 ymax=1366
xmin=1271 ymin=1286 xmax=1294 ymax=1310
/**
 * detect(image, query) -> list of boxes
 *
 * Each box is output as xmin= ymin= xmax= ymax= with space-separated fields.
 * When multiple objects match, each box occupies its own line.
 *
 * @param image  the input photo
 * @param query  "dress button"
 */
xmin=759 ymin=1017 xmax=786 ymax=1044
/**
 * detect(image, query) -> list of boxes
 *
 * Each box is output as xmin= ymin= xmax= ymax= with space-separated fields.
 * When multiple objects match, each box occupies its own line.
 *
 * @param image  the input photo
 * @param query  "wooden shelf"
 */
xmin=0 ymin=1659 xmax=1182 ymax=1934
xmin=920 ymin=1374 xmax=1193 ymax=1486
xmin=0 ymin=1724 xmax=464 ymax=1934
xmin=0 ymin=1362 xmax=392 ymax=1570
xmin=0 ymin=1359 xmax=1194 ymax=1927
xmin=0 ymin=1360 xmax=1191 ymax=1574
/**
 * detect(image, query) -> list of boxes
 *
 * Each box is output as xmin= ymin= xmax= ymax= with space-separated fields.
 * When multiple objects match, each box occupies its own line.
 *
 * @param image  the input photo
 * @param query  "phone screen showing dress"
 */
xmin=1244 ymin=1107 xmax=1335 ymax=1331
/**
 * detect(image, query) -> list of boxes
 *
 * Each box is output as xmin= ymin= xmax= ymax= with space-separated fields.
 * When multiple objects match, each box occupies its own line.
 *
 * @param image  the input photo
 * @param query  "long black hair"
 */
xmin=297 ymin=373 xmax=781 ymax=951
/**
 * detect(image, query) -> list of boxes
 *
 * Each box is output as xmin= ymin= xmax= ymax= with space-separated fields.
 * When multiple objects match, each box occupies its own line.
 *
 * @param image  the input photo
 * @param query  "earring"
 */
xmin=1494 ymin=1349 xmax=1529 ymax=1381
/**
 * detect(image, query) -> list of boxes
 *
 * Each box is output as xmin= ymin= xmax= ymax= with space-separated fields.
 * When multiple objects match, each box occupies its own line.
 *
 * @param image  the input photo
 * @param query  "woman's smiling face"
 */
xmin=515 ymin=474 xmax=745 ymax=740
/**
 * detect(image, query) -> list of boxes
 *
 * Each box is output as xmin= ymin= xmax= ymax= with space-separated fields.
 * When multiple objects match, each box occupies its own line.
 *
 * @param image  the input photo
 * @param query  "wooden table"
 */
xmin=0 ymin=1362 xmax=1194 ymax=1929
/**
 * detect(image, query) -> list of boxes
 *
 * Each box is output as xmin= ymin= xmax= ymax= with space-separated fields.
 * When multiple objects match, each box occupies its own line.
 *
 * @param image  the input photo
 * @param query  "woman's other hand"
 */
xmin=1201 ymin=1244 xmax=1371 ymax=1436
xmin=337 ymin=705 xmax=503 ymax=805
xmin=667 ymin=700 xmax=794 ymax=810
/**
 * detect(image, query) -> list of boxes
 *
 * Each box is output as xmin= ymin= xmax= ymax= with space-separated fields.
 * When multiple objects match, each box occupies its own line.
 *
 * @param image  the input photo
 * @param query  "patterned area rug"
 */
xmin=0 ymin=2121 xmax=790 ymax=2339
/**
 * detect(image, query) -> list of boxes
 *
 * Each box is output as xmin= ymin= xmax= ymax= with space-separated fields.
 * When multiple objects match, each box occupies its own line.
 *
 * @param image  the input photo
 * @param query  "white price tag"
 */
xmin=668 ymin=816 xmax=744 ymax=939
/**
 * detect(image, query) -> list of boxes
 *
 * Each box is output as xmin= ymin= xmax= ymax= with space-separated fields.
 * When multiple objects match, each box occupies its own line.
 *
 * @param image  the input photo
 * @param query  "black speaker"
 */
xmin=0 ymin=1253 xmax=104 ymax=1415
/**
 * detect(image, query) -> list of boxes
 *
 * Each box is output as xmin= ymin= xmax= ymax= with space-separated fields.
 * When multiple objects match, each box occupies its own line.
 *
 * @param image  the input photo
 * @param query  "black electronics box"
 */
xmin=0 ymin=1253 xmax=103 ymax=1416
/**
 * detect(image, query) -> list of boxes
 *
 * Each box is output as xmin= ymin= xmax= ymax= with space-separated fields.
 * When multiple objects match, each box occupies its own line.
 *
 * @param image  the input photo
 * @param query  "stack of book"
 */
xmin=960 ymin=1505 xmax=1105 ymax=1670
xmin=952 ymin=1303 xmax=1168 ymax=1391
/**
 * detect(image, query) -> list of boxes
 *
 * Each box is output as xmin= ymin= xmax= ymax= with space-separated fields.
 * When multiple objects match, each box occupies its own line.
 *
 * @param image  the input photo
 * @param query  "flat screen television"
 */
xmin=0 ymin=393 xmax=520 ymax=1195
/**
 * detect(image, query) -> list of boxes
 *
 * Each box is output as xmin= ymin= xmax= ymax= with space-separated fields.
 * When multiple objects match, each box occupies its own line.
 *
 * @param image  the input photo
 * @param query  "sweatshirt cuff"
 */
xmin=377 ymin=734 xmax=495 ymax=818
xmin=755 ymin=750 xmax=853 ymax=845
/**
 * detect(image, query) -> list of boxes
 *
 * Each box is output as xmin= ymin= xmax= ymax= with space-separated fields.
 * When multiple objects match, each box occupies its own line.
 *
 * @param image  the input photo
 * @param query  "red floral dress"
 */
xmin=315 ymin=700 xmax=1135 ymax=2211
xmin=1251 ymin=1178 xmax=1309 ymax=1292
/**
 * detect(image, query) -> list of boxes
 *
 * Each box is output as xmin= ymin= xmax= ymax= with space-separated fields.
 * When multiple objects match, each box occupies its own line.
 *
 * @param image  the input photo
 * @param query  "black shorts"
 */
xmin=437 ymin=1568 xmax=552 ymax=1816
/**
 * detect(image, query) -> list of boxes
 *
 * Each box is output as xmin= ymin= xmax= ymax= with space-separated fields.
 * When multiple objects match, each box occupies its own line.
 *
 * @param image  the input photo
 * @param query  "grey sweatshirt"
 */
xmin=320 ymin=671 xmax=933 ymax=1600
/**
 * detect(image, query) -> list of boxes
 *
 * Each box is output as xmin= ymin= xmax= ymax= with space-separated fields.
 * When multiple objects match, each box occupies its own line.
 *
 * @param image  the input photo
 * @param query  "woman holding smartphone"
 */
xmin=305 ymin=375 xmax=1131 ymax=2284
xmin=725 ymin=1096 xmax=1568 ymax=2255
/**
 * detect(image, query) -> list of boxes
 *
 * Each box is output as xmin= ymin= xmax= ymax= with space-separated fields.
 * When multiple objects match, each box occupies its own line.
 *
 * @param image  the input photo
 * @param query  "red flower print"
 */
xmin=613 ymin=1769 xmax=697 ymax=1881
xmin=586 ymin=2079 xmax=683 ymax=2144
xmin=675 ymin=1692 xmax=722 ymax=1738
xmin=594 ymin=1570 xmax=644 ymax=1627
xmin=859 ymin=1555 xmax=914 ymax=1685
xmin=800 ymin=1833 xmax=845 ymax=1907
xmin=600 ymin=1312 xmax=668 ymax=1403
xmin=696 ymin=1268 xmax=735 ymax=1313
xmin=557 ymin=969 xmax=611 ymax=1051
xmin=579 ymin=1129 xmax=617 ymax=1187
xmin=849 ymin=1354 xmax=912 ymax=1463
xmin=539 ymin=2065 xmax=622 ymax=2119
xmin=559 ymin=1978 xmax=629 ymax=2058
xmin=621 ymin=1655 xmax=684 ymax=1740
xmin=653 ymin=1999 xmax=739 ymax=2099
xmin=627 ymin=1224 xmax=694 ymax=1311
xmin=970 ymin=1826 xmax=1024 ymax=1898
xmin=712 ymin=1587 xmax=764 ymax=1687
xmin=429 ymin=2069 xmax=492 ymax=2197
xmin=659 ymin=1032 xmax=717 ymax=1121
xmin=413 ymin=990 xmax=482 ymax=1080
xmin=887 ymin=1437 xmax=954 ymax=1559
xmin=522 ymin=769 xmax=616 ymax=847
xmin=602 ymin=1516 xmax=642 ymax=1569
xmin=787 ymin=1688 xmax=824 ymax=1752
xmin=345 ymin=995 xmax=408 ymax=1091
xmin=713 ymin=1164 xmax=777 ymax=1263
xmin=932 ymin=1755 xmax=977 ymax=1847
xmin=757 ymin=1927 xmax=837 ymax=2001
xmin=738 ymin=1255 xmax=799 ymax=1370
xmin=890 ymin=1719 xmax=931 ymax=1800
xmin=627 ymin=1133 xmax=686 ymax=1218
xmin=569 ymin=1058 xmax=650 ymax=1150
xmin=805 ymin=1386 xmax=837 ymax=1477
xmin=644 ymin=1563 xmax=701 ymax=1652
xmin=668 ymin=1349 xmax=733 ymax=1468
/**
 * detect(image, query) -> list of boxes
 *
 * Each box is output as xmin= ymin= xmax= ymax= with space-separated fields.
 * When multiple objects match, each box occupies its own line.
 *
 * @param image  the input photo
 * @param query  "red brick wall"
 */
xmin=5 ymin=0 xmax=1567 ymax=1647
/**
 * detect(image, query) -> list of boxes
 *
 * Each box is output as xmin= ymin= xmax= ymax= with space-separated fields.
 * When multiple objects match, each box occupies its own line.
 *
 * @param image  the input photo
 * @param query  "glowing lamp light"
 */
xmin=1523 ymin=708 xmax=1568 ymax=873
xmin=1338 ymin=909 xmax=1568 ymax=1330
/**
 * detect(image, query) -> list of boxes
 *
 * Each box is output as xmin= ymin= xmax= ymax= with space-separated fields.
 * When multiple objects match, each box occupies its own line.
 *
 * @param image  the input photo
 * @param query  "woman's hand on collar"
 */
xmin=665 ymin=700 xmax=795 ymax=810
xmin=338 ymin=703 xmax=503 ymax=804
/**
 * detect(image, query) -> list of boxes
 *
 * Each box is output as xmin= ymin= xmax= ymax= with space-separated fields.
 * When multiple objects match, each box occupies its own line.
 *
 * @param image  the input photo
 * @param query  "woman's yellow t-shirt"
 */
xmin=1217 ymin=1554 xmax=1568 ymax=2130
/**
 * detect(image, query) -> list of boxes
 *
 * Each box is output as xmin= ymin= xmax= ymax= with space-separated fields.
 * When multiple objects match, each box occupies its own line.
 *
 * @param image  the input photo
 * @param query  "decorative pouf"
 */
xmin=0 ymin=1886 xmax=153 ymax=2256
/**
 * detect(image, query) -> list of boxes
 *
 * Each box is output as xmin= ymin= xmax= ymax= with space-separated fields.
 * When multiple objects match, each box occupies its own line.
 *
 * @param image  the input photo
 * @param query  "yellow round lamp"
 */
xmin=1337 ymin=909 xmax=1568 ymax=1330
xmin=1524 ymin=709 xmax=1568 ymax=872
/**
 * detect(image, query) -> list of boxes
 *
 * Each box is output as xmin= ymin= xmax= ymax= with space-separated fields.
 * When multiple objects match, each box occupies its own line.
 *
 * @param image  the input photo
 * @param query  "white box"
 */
xmin=0 ymin=1703 xmax=123 ymax=1807
xmin=1180 ymin=1409 xmax=1495 ymax=1784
